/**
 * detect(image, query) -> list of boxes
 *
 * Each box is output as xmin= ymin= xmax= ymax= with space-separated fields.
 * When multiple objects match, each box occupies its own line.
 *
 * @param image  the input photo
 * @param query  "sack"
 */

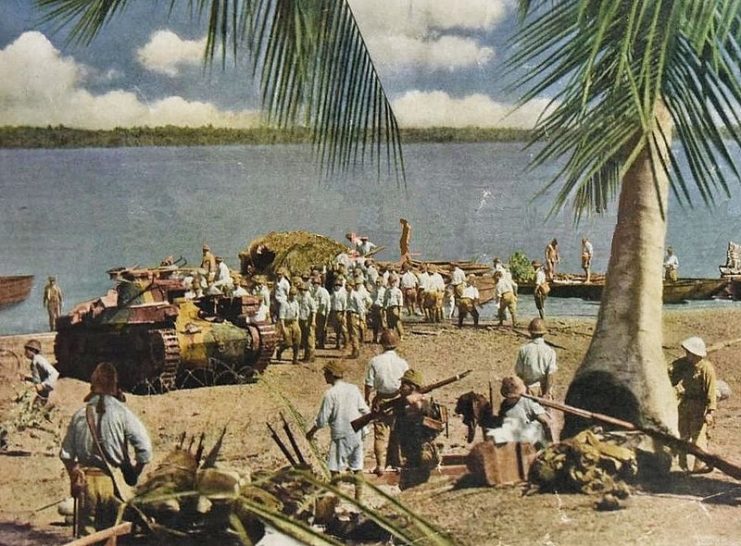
xmin=120 ymin=460 xmax=139 ymax=486
xmin=537 ymin=282 xmax=551 ymax=296
xmin=70 ymin=465 xmax=86 ymax=497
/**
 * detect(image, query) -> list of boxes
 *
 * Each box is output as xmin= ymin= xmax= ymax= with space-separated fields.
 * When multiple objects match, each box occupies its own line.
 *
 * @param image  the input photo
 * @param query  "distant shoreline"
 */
xmin=0 ymin=125 xmax=533 ymax=149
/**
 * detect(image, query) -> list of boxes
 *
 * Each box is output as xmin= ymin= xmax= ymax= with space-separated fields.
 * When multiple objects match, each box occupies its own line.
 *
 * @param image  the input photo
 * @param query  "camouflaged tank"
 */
xmin=54 ymin=267 xmax=276 ymax=393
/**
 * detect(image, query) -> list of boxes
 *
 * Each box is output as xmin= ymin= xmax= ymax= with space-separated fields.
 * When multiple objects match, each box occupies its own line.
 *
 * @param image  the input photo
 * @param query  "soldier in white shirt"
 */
xmin=384 ymin=275 xmax=405 ymax=340
xmin=329 ymin=279 xmax=349 ymax=350
xmin=364 ymin=330 xmax=408 ymax=475
xmin=213 ymin=256 xmax=234 ymax=295
xmin=457 ymin=274 xmax=480 ymax=327
xmin=276 ymin=288 xmax=301 ymax=364
xmin=495 ymin=270 xmax=518 ymax=328
xmin=370 ymin=277 xmax=387 ymax=343
xmin=515 ymin=318 xmax=557 ymax=398
xmin=427 ymin=266 xmax=446 ymax=323
xmin=311 ymin=275 xmax=331 ymax=349
xmin=400 ymin=264 xmax=420 ymax=316
xmin=346 ymin=279 xmax=369 ymax=359
xmin=532 ymin=260 xmax=549 ymax=320
xmin=450 ymin=263 xmax=466 ymax=298
xmin=581 ymin=238 xmax=594 ymax=283
xmin=365 ymin=260 xmax=379 ymax=285
xmin=416 ymin=263 xmax=430 ymax=316
xmin=664 ymin=247 xmax=679 ymax=282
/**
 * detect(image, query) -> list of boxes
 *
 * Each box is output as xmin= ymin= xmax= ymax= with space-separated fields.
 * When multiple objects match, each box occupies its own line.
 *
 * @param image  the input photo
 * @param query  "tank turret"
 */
xmin=54 ymin=266 xmax=275 ymax=393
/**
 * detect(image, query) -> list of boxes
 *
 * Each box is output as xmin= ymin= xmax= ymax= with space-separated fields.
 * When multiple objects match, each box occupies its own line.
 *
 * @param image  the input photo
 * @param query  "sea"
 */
xmin=1 ymin=142 xmax=740 ymax=335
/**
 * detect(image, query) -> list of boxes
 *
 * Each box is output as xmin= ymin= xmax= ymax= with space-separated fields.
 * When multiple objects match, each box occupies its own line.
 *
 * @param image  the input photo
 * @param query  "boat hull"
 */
xmin=0 ymin=275 xmax=34 ymax=307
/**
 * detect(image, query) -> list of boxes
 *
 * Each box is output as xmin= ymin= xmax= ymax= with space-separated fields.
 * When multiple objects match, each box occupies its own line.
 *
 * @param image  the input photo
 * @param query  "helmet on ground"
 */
xmin=528 ymin=318 xmax=548 ymax=336
xmin=401 ymin=369 xmax=424 ymax=389
xmin=681 ymin=336 xmax=707 ymax=358
xmin=501 ymin=376 xmax=526 ymax=398
xmin=24 ymin=339 xmax=42 ymax=353
xmin=323 ymin=360 xmax=346 ymax=378
xmin=380 ymin=330 xmax=398 ymax=349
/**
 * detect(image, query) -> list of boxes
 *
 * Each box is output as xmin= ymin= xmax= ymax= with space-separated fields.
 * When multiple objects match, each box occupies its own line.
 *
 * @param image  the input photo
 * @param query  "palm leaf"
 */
xmin=35 ymin=0 xmax=405 ymax=183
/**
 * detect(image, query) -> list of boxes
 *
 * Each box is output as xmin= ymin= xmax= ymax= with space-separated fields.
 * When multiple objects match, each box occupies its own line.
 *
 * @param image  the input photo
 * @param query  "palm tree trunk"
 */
xmin=563 ymin=103 xmax=678 ymax=442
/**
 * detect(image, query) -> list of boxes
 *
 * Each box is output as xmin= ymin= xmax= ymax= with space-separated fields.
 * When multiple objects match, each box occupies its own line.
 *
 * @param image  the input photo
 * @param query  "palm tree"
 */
xmin=508 ymin=0 xmax=739 ymax=444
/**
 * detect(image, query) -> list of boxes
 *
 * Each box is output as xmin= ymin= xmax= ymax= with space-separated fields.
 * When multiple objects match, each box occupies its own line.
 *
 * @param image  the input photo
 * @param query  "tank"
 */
xmin=54 ymin=266 xmax=276 ymax=393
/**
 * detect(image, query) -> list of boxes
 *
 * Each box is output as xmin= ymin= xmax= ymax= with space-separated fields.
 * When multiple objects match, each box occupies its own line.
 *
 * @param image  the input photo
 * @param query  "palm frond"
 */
xmin=510 ymin=0 xmax=741 ymax=217
xmin=35 ymin=0 xmax=405 ymax=183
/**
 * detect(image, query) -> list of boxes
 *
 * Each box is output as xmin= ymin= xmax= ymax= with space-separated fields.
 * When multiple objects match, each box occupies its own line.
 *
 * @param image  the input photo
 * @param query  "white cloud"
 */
xmin=137 ymin=30 xmax=207 ymax=76
xmin=0 ymin=32 xmax=260 ymax=129
xmin=348 ymin=0 xmax=511 ymax=72
xmin=393 ymin=90 xmax=554 ymax=128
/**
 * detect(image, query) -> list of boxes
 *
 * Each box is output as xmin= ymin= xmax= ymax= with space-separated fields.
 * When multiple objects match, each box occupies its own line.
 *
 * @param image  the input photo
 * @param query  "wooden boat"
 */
xmin=516 ymin=276 xmax=729 ymax=304
xmin=0 ymin=275 xmax=34 ymax=307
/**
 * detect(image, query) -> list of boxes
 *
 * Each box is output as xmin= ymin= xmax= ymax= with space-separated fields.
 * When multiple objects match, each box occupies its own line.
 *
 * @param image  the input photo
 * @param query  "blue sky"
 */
xmin=0 ymin=0 xmax=551 ymax=129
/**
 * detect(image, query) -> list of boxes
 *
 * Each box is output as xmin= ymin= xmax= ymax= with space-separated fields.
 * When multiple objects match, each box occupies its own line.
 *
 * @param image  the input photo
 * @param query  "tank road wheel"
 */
xmin=150 ymin=329 xmax=181 ymax=392
xmin=246 ymin=322 xmax=277 ymax=374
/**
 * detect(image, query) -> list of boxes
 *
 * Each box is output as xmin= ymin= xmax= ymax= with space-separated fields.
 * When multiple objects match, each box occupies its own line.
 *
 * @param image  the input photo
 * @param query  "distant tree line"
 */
xmin=0 ymin=125 xmax=534 ymax=149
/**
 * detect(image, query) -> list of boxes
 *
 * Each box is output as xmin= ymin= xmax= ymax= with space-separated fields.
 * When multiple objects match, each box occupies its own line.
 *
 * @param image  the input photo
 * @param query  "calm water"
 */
xmin=1 ymin=143 xmax=740 ymax=334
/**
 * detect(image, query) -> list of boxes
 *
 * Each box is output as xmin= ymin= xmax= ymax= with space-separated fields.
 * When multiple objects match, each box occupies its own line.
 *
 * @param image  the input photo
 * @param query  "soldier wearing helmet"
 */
xmin=363 ymin=330 xmax=409 ymax=475
xmin=514 ymin=318 xmax=557 ymax=398
xmin=43 ymin=276 xmax=64 ymax=331
xmin=276 ymin=287 xmax=301 ymax=364
xmin=23 ymin=339 xmax=59 ymax=403
xmin=383 ymin=274 xmax=404 ymax=340
xmin=200 ymin=244 xmax=217 ymax=284
xmin=532 ymin=260 xmax=549 ymax=319
xmin=669 ymin=336 xmax=717 ymax=473
xmin=457 ymin=274 xmax=480 ymax=328
xmin=306 ymin=360 xmax=369 ymax=500
xmin=496 ymin=376 xmax=552 ymax=448
xmin=391 ymin=369 xmax=445 ymax=489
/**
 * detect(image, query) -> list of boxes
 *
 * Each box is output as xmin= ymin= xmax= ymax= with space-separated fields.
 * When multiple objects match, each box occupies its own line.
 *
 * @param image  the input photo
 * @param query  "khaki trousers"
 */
xmin=347 ymin=313 xmax=362 ymax=354
xmin=77 ymin=468 xmax=120 ymax=537
xmin=678 ymin=400 xmax=709 ymax=470
xmin=330 ymin=310 xmax=348 ymax=348
xmin=299 ymin=318 xmax=315 ymax=359
xmin=386 ymin=306 xmax=404 ymax=338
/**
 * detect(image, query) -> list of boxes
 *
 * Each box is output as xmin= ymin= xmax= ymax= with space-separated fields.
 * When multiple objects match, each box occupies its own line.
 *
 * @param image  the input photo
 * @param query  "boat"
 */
xmin=516 ymin=276 xmax=729 ymax=304
xmin=0 ymin=275 xmax=34 ymax=307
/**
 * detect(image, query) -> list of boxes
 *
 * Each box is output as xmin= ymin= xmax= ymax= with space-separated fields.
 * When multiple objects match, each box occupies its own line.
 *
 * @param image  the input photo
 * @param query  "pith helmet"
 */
xmin=24 ymin=339 xmax=42 ymax=353
xmin=467 ymin=274 xmax=476 ymax=282
xmin=401 ymin=369 xmax=424 ymax=389
xmin=681 ymin=336 xmax=707 ymax=358
xmin=289 ymin=287 xmax=298 ymax=297
xmin=380 ymin=330 xmax=398 ymax=349
xmin=528 ymin=318 xmax=548 ymax=335
xmin=323 ymin=360 xmax=346 ymax=378
xmin=501 ymin=376 xmax=526 ymax=399
xmin=88 ymin=362 xmax=119 ymax=397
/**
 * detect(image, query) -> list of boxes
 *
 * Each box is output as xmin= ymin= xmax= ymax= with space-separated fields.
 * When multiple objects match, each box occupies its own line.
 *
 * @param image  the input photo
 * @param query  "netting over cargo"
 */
xmin=239 ymin=231 xmax=348 ymax=277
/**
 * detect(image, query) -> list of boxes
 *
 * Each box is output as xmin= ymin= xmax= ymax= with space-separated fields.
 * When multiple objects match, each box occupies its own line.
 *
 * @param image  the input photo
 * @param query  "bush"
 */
xmin=508 ymin=251 xmax=534 ymax=283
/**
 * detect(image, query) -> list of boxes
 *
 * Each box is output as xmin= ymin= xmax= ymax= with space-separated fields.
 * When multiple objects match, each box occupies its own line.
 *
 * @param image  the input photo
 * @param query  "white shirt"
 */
xmin=462 ymin=285 xmax=479 ymax=299
xmin=535 ymin=269 xmax=547 ymax=287
xmin=297 ymin=291 xmax=317 ymax=320
xmin=214 ymin=262 xmax=233 ymax=286
xmin=384 ymin=286 xmax=404 ymax=307
xmin=429 ymin=273 xmax=445 ymax=291
xmin=347 ymin=290 xmax=369 ymax=318
xmin=417 ymin=272 xmax=430 ymax=291
xmin=330 ymin=286 xmax=348 ymax=311
xmin=400 ymin=271 xmax=418 ymax=289
xmin=515 ymin=337 xmax=557 ymax=386
xmin=366 ymin=265 xmax=379 ymax=284
xmin=451 ymin=267 xmax=466 ymax=286
xmin=496 ymin=277 xmax=516 ymax=296
xmin=665 ymin=254 xmax=679 ymax=270
xmin=364 ymin=350 xmax=409 ymax=395
xmin=314 ymin=380 xmax=369 ymax=440
xmin=31 ymin=354 xmax=59 ymax=391
xmin=275 ymin=277 xmax=290 ymax=303
xmin=312 ymin=285 xmax=331 ymax=315
xmin=279 ymin=299 xmax=300 ymax=321
xmin=583 ymin=241 xmax=593 ymax=257
xmin=371 ymin=285 xmax=386 ymax=307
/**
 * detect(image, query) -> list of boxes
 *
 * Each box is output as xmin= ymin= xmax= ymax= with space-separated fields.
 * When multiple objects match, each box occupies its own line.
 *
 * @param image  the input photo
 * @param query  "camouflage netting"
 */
xmin=239 ymin=231 xmax=348 ymax=278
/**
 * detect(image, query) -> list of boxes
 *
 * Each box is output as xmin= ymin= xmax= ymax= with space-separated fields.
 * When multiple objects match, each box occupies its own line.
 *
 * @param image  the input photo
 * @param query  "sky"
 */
xmin=0 ymin=0 xmax=552 ymax=129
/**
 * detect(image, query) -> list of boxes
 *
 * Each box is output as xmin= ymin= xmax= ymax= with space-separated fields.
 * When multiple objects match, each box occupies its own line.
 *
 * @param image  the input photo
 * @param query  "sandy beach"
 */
xmin=0 ymin=307 xmax=739 ymax=545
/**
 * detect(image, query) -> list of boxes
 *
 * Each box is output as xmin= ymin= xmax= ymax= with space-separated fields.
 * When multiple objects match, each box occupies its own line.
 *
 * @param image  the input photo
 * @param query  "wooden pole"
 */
xmin=62 ymin=522 xmax=132 ymax=546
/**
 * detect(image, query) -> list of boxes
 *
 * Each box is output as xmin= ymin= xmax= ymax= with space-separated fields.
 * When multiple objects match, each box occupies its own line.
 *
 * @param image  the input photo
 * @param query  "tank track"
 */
xmin=151 ymin=328 xmax=181 ymax=392
xmin=248 ymin=322 xmax=277 ymax=374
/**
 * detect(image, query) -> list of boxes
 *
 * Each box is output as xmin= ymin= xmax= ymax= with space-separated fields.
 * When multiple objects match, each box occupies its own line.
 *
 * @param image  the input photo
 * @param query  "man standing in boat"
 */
xmin=581 ymin=237 xmax=594 ymax=284
xmin=399 ymin=218 xmax=412 ymax=265
xmin=42 ymin=276 xmax=63 ymax=331
xmin=544 ymin=239 xmax=561 ymax=282
xmin=664 ymin=246 xmax=679 ymax=283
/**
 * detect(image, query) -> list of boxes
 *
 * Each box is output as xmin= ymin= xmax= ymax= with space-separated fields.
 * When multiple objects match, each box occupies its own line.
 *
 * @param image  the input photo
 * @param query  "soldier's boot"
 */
xmin=276 ymin=345 xmax=285 ymax=360
xmin=292 ymin=345 xmax=300 ymax=365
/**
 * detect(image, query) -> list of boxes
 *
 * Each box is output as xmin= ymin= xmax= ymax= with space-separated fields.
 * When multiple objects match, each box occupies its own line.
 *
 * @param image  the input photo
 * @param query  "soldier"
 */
xmin=43 ymin=276 xmax=63 ymax=331
xmin=297 ymin=282 xmax=317 ymax=363
xmin=416 ymin=263 xmax=430 ymax=317
xmin=449 ymin=263 xmax=466 ymax=299
xmin=664 ymin=247 xmax=679 ymax=283
xmin=399 ymin=218 xmax=412 ymax=264
xmin=497 ymin=376 xmax=552 ymax=448
xmin=23 ymin=339 xmax=59 ymax=404
xmin=369 ymin=277 xmax=387 ymax=343
xmin=311 ymin=275 xmax=331 ymax=349
xmin=457 ymin=274 xmax=480 ymax=327
xmin=495 ymin=270 xmax=518 ymax=328
xmin=249 ymin=275 xmax=271 ymax=323
xmin=400 ymin=264 xmax=420 ymax=316
xmin=60 ymin=363 xmax=152 ymax=536
xmin=427 ymin=266 xmax=446 ymax=323
xmin=346 ymin=279 xmax=369 ymax=359
xmin=384 ymin=274 xmax=405 ymax=340
xmin=201 ymin=244 xmax=217 ymax=283
xmin=364 ymin=330 xmax=408 ymax=475
xmin=306 ymin=361 xmax=369 ymax=500
xmin=276 ymin=288 xmax=302 ymax=364
xmin=514 ymin=318 xmax=557 ymax=398
xmin=213 ymin=256 xmax=234 ymax=295
xmin=391 ymin=369 xmax=444 ymax=489
xmin=329 ymin=278 xmax=349 ymax=350
xmin=544 ymin=238 xmax=560 ymax=282
xmin=581 ymin=237 xmax=594 ymax=284
xmin=670 ymin=336 xmax=717 ymax=473
xmin=532 ymin=260 xmax=549 ymax=320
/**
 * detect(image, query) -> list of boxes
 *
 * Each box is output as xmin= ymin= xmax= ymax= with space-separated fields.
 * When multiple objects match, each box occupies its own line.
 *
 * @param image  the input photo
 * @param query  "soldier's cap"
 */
xmin=401 ymin=369 xmax=424 ymax=389
xmin=681 ymin=336 xmax=707 ymax=358
xmin=289 ymin=287 xmax=298 ymax=297
xmin=467 ymin=274 xmax=476 ymax=281
xmin=380 ymin=329 xmax=398 ymax=349
xmin=333 ymin=278 xmax=343 ymax=286
xmin=202 ymin=244 xmax=210 ymax=251
xmin=85 ymin=362 xmax=125 ymax=402
xmin=528 ymin=318 xmax=547 ymax=335
xmin=360 ymin=236 xmax=369 ymax=241
xmin=277 ymin=268 xmax=289 ymax=277
xmin=24 ymin=339 xmax=42 ymax=353
xmin=299 ymin=282 xmax=310 ymax=291
xmin=48 ymin=276 xmax=56 ymax=282
xmin=253 ymin=274 xmax=268 ymax=284
xmin=215 ymin=256 xmax=223 ymax=262
xmin=501 ymin=376 xmax=526 ymax=399
xmin=531 ymin=260 xmax=542 ymax=268
xmin=323 ymin=360 xmax=346 ymax=378
xmin=493 ymin=257 xmax=501 ymax=264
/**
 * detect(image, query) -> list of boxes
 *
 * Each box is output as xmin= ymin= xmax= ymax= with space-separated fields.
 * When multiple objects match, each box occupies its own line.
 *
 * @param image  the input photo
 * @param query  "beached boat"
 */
xmin=0 ymin=275 xmax=34 ymax=307
xmin=516 ymin=277 xmax=729 ymax=304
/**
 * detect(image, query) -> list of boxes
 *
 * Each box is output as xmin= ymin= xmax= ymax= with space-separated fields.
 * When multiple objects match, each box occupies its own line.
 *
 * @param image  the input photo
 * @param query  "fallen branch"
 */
xmin=62 ymin=522 xmax=132 ymax=546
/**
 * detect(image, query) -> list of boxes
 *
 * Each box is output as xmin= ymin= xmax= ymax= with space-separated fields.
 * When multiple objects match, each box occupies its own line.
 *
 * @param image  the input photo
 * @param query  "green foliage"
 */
xmin=509 ymin=0 xmax=740 ymax=219
xmin=508 ymin=251 xmax=535 ymax=283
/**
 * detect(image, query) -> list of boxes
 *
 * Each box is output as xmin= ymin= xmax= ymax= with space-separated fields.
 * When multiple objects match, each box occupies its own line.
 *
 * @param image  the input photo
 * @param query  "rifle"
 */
xmin=351 ymin=369 xmax=472 ymax=432
xmin=524 ymin=394 xmax=741 ymax=481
